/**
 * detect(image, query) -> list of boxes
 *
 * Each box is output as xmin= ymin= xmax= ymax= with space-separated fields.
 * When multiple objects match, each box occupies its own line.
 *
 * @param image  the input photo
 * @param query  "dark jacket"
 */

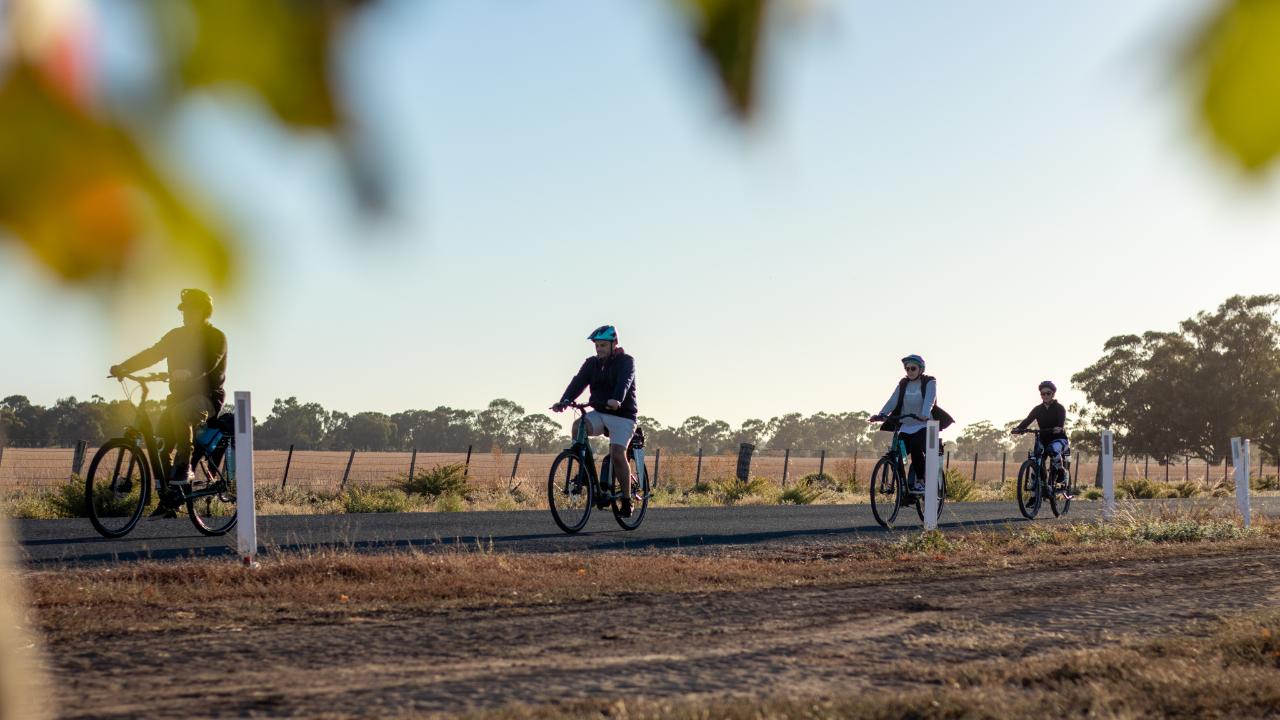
xmin=560 ymin=349 xmax=637 ymax=420
xmin=117 ymin=323 xmax=228 ymax=407
xmin=1015 ymin=401 xmax=1067 ymax=447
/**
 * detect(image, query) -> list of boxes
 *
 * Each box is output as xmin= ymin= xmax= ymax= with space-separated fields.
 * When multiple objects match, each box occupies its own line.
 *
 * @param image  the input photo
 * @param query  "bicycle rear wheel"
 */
xmin=914 ymin=469 xmax=947 ymax=524
xmin=188 ymin=439 xmax=237 ymax=536
xmin=1049 ymin=465 xmax=1072 ymax=517
xmin=548 ymin=450 xmax=592 ymax=534
xmin=869 ymin=457 xmax=902 ymax=528
xmin=85 ymin=439 xmax=151 ymax=539
xmin=608 ymin=458 xmax=650 ymax=531
xmin=1016 ymin=459 xmax=1042 ymax=520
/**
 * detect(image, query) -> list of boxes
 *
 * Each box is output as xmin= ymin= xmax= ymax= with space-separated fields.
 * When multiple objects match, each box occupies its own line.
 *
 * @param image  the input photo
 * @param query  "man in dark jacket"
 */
xmin=552 ymin=325 xmax=638 ymax=515
xmin=110 ymin=289 xmax=227 ymax=510
xmin=1012 ymin=380 xmax=1069 ymax=471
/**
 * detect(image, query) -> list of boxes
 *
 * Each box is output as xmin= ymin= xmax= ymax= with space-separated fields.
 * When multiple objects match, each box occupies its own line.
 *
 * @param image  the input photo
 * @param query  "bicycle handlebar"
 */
xmin=111 ymin=372 xmax=170 ymax=383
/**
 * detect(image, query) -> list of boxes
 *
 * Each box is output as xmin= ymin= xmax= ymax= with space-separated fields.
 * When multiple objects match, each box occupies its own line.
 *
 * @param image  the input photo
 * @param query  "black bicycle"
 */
xmin=547 ymin=403 xmax=652 ymax=533
xmin=869 ymin=414 xmax=947 ymax=529
xmin=1012 ymin=430 xmax=1073 ymax=519
xmin=85 ymin=373 xmax=238 ymax=538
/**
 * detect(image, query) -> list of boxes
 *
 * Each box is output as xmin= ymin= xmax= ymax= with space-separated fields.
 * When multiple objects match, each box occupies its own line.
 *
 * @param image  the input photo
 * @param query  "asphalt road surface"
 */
xmin=10 ymin=498 xmax=1279 ymax=565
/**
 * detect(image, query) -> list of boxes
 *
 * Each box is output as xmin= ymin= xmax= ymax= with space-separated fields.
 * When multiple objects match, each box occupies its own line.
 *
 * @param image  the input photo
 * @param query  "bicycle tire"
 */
xmin=1016 ymin=459 xmax=1042 ymax=520
xmin=606 ymin=458 xmax=650 ymax=531
xmin=869 ymin=456 xmax=902 ymax=528
xmin=188 ymin=438 xmax=238 ymax=536
xmin=1049 ymin=464 xmax=1072 ymax=517
xmin=85 ymin=439 xmax=151 ymax=539
xmin=548 ymin=450 xmax=592 ymax=534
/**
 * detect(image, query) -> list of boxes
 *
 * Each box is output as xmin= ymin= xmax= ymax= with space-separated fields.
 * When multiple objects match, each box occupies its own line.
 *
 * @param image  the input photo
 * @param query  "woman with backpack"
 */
xmin=869 ymin=354 xmax=951 ymax=491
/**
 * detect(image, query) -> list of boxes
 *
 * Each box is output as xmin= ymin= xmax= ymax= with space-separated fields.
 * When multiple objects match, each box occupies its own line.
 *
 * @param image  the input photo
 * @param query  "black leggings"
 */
xmin=902 ymin=429 xmax=927 ymax=481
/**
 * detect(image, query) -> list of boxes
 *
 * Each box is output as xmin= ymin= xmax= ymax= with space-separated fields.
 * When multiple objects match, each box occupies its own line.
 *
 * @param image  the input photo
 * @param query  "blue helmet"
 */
xmin=901 ymin=354 xmax=925 ymax=371
xmin=587 ymin=325 xmax=618 ymax=343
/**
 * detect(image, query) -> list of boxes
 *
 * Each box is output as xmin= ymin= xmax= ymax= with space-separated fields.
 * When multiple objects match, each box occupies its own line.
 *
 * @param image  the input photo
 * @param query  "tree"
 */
xmin=475 ymin=399 xmax=526 ymax=451
xmin=511 ymin=414 xmax=564 ymax=453
xmin=953 ymin=421 xmax=1011 ymax=458
xmin=256 ymin=397 xmax=328 ymax=450
xmin=327 ymin=411 xmax=396 ymax=451
xmin=1072 ymin=295 xmax=1280 ymax=463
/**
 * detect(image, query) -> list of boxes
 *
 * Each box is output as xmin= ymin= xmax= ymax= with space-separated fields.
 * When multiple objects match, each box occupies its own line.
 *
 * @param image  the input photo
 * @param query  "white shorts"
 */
xmin=583 ymin=411 xmax=636 ymax=447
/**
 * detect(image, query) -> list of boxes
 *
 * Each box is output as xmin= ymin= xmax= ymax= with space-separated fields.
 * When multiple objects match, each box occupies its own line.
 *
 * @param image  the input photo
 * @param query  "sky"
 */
xmin=3 ymin=0 xmax=1280 ymax=435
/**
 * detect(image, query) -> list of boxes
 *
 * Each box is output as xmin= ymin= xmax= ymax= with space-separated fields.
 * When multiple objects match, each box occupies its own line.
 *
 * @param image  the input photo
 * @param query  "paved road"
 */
xmin=10 ymin=498 xmax=1279 ymax=565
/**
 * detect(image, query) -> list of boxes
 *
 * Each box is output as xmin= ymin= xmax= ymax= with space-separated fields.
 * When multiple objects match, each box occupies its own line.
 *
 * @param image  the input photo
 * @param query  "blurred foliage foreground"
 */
xmin=0 ymin=0 xmax=1276 ymax=292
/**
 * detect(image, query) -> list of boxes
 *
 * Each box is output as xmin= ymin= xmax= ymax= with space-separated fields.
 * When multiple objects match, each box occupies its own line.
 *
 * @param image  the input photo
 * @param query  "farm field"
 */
xmin=19 ymin=515 xmax=1280 ymax=719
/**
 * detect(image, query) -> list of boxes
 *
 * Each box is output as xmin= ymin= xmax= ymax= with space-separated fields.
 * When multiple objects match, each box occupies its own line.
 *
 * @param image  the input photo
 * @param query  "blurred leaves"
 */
xmin=677 ymin=0 xmax=768 ymax=118
xmin=1188 ymin=0 xmax=1280 ymax=173
xmin=0 ymin=64 xmax=230 ymax=285
xmin=157 ymin=0 xmax=368 ymax=129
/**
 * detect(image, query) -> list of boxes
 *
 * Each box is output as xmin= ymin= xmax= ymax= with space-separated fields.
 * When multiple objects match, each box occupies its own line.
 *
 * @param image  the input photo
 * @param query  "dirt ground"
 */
xmin=31 ymin=537 xmax=1280 ymax=719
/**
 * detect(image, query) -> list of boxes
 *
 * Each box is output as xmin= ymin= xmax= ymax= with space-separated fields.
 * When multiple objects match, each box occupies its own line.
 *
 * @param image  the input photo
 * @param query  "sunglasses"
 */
xmin=904 ymin=366 xmax=920 ymax=372
xmin=1040 ymin=390 xmax=1054 ymax=396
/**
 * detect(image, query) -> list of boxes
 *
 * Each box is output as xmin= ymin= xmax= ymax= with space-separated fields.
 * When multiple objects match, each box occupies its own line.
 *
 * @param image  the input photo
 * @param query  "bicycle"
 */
xmin=546 ymin=403 xmax=652 ymax=533
xmin=869 ymin=414 xmax=947 ymax=529
xmin=85 ymin=373 xmax=238 ymax=538
xmin=1011 ymin=430 xmax=1072 ymax=519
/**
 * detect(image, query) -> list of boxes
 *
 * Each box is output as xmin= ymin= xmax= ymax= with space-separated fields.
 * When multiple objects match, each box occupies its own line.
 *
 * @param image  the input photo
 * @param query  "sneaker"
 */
xmin=619 ymin=500 xmax=634 ymax=518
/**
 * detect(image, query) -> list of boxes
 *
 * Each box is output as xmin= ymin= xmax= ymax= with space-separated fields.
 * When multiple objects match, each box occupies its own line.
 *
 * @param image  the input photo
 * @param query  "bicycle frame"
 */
xmin=119 ymin=376 xmax=173 ymax=497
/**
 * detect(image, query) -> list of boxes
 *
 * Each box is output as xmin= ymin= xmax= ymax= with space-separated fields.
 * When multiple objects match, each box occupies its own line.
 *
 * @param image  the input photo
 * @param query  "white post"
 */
xmin=1232 ymin=437 xmax=1251 ymax=528
xmin=633 ymin=447 xmax=645 ymax=489
xmin=923 ymin=420 xmax=941 ymax=530
xmin=234 ymin=391 xmax=258 ymax=566
xmin=1100 ymin=431 xmax=1115 ymax=521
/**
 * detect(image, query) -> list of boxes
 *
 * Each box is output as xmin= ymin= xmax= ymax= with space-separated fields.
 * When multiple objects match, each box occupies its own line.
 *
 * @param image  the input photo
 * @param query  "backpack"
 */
xmin=883 ymin=374 xmax=955 ymax=431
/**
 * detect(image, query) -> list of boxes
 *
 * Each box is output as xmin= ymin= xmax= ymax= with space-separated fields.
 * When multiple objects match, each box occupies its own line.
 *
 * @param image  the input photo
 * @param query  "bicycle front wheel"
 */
xmin=1016 ymin=460 xmax=1042 ymax=520
xmin=548 ymin=451 xmax=592 ymax=534
xmin=85 ymin=439 xmax=151 ymax=539
xmin=610 ymin=459 xmax=650 ymax=531
xmin=869 ymin=456 xmax=902 ymax=528
xmin=1049 ymin=465 xmax=1072 ymax=517
xmin=188 ymin=440 xmax=237 ymax=536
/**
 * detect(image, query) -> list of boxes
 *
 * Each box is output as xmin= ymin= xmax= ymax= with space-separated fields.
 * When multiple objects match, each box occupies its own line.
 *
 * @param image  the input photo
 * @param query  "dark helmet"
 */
xmin=1039 ymin=380 xmax=1057 ymax=393
xmin=179 ymin=288 xmax=213 ymax=317
xmin=587 ymin=325 xmax=618 ymax=343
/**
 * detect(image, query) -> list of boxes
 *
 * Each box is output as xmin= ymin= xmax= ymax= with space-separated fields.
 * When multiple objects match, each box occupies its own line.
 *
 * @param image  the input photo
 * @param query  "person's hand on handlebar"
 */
xmin=606 ymin=399 xmax=621 ymax=411
xmin=870 ymin=414 xmax=885 ymax=422
xmin=550 ymin=402 xmax=568 ymax=413
xmin=108 ymin=365 xmax=125 ymax=379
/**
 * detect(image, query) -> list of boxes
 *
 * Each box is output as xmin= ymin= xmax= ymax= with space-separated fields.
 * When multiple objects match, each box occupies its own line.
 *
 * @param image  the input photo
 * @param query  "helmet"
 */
xmin=900 ymin=354 xmax=925 ymax=370
xmin=1039 ymin=380 xmax=1057 ymax=393
xmin=587 ymin=325 xmax=617 ymax=343
xmin=178 ymin=288 xmax=213 ymax=317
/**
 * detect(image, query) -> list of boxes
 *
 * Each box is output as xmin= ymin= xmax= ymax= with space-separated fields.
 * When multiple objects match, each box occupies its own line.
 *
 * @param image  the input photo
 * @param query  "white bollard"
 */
xmin=1101 ymin=431 xmax=1115 ymax=521
xmin=234 ymin=391 xmax=258 ymax=566
xmin=923 ymin=420 xmax=941 ymax=531
xmin=1231 ymin=437 xmax=1251 ymax=528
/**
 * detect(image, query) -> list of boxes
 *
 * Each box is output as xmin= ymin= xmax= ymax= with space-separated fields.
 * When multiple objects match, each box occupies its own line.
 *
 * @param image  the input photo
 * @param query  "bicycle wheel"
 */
xmin=610 ymin=458 xmax=650 ymax=531
xmin=85 ymin=439 xmax=152 ymax=539
xmin=869 ymin=456 xmax=902 ymax=528
xmin=188 ymin=439 xmax=237 ymax=536
xmin=548 ymin=450 xmax=592 ymax=534
xmin=1016 ymin=459 xmax=1042 ymax=520
xmin=1049 ymin=464 xmax=1072 ymax=517
xmin=915 ymin=468 xmax=947 ymax=524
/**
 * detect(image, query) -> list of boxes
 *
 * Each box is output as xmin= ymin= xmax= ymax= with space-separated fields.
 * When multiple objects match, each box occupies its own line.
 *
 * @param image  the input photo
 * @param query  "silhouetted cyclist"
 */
xmin=109 ymin=289 xmax=227 ymax=515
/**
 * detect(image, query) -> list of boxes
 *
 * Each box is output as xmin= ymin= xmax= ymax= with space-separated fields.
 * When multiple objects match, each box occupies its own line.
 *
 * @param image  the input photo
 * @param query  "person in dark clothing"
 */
xmin=552 ymin=325 xmax=638 ymax=516
xmin=109 ymin=289 xmax=227 ymax=511
xmin=1012 ymin=380 xmax=1069 ymax=472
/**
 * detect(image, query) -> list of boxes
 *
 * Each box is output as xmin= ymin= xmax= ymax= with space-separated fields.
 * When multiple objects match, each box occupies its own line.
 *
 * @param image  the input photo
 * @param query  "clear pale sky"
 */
xmin=3 ymin=0 xmax=1280 ymax=434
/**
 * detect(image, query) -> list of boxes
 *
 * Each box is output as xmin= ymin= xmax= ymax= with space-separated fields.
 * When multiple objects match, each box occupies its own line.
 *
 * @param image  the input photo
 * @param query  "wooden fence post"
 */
xmin=1144 ymin=456 xmax=1149 ymax=480
xmin=971 ymin=452 xmax=978 ymax=483
xmin=70 ymin=440 xmax=88 ymax=480
xmin=653 ymin=448 xmax=661 ymax=486
xmin=0 ymin=445 xmax=5 ymax=475
xmin=464 ymin=444 xmax=473 ymax=477
xmin=1000 ymin=452 xmax=1007 ymax=487
xmin=852 ymin=449 xmax=859 ymax=485
xmin=408 ymin=447 xmax=418 ymax=481
xmin=281 ymin=444 xmax=295 ymax=491
xmin=510 ymin=447 xmax=523 ymax=481
xmin=339 ymin=448 xmax=356 ymax=492
xmin=1165 ymin=456 xmax=1170 ymax=483
xmin=818 ymin=449 xmax=826 ymax=479
xmin=1184 ymin=456 xmax=1189 ymax=483
xmin=781 ymin=448 xmax=791 ymax=487
xmin=1122 ymin=455 xmax=1128 ymax=481
xmin=945 ymin=451 xmax=951 ymax=471
xmin=695 ymin=448 xmax=704 ymax=485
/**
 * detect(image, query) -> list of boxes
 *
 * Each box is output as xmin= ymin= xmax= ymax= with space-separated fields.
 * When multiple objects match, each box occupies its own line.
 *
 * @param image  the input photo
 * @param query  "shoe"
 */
xmin=619 ymin=500 xmax=634 ymax=518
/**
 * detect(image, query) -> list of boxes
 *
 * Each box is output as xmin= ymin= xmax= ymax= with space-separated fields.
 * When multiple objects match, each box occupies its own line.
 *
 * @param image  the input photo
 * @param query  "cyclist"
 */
xmin=870 ymin=354 xmax=936 ymax=492
xmin=1011 ymin=380 xmax=1069 ymax=485
xmin=551 ymin=325 xmax=638 ymax=516
xmin=109 ymin=289 xmax=227 ymax=514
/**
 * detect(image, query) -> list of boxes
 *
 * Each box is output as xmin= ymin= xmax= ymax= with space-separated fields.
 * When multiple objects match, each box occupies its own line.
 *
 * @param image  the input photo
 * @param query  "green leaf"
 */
xmin=1189 ymin=0 xmax=1280 ymax=173
xmin=677 ymin=0 xmax=769 ymax=119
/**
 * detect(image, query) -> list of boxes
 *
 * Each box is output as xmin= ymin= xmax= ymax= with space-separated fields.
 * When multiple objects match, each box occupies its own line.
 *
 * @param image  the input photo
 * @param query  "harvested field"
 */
xmin=15 ymin=518 xmax=1280 ymax=718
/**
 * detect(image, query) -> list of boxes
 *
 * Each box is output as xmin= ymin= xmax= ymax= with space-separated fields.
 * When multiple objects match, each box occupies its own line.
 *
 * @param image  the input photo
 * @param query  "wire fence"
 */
xmin=2 ymin=442 xmax=1277 ymax=494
